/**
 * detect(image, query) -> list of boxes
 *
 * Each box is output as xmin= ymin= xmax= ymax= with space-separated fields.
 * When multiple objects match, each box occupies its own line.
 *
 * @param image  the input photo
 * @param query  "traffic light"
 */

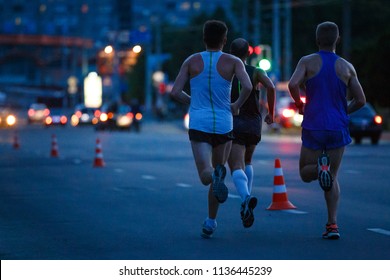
xmin=249 ymin=44 xmax=272 ymax=71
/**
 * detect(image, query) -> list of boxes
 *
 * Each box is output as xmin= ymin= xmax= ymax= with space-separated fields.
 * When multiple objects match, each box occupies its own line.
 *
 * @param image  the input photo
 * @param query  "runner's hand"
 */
xmin=264 ymin=114 xmax=273 ymax=125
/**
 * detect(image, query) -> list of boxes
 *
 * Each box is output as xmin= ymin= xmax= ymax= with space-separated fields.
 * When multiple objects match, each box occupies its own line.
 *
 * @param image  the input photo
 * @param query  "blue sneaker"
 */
xmin=240 ymin=196 xmax=258 ymax=228
xmin=318 ymin=152 xmax=333 ymax=192
xmin=212 ymin=164 xmax=228 ymax=203
xmin=201 ymin=219 xmax=217 ymax=239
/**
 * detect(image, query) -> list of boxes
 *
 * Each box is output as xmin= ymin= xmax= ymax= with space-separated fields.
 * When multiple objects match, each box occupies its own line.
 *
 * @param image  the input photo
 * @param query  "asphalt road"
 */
xmin=0 ymin=120 xmax=389 ymax=260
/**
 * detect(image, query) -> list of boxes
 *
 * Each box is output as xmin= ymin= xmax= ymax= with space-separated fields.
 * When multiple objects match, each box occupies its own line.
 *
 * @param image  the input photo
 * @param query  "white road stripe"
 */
xmin=367 ymin=228 xmax=390 ymax=236
xmin=282 ymin=209 xmax=308 ymax=214
xmin=142 ymin=175 xmax=156 ymax=180
xmin=176 ymin=183 xmax=192 ymax=188
xmin=228 ymin=194 xmax=241 ymax=199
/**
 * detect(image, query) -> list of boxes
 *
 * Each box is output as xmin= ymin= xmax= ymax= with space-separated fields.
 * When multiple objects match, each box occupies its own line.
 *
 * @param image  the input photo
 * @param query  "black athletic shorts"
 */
xmin=233 ymin=132 xmax=261 ymax=146
xmin=232 ymin=115 xmax=262 ymax=146
xmin=189 ymin=129 xmax=234 ymax=148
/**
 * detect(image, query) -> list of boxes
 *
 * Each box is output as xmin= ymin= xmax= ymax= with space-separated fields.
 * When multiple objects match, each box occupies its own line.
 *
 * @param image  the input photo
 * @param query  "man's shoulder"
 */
xmin=185 ymin=53 xmax=202 ymax=64
xmin=220 ymin=52 xmax=239 ymax=61
xmin=301 ymin=53 xmax=320 ymax=62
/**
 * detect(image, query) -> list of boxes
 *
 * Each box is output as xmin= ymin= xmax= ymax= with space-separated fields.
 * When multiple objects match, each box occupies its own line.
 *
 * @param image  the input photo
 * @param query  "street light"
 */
xmin=132 ymin=45 xmax=142 ymax=54
xmin=104 ymin=45 xmax=114 ymax=54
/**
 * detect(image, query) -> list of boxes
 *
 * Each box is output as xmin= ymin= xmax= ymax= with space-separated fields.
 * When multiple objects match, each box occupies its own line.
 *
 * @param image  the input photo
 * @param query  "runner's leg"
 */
xmin=324 ymin=147 xmax=344 ymax=224
xmin=244 ymin=145 xmax=256 ymax=193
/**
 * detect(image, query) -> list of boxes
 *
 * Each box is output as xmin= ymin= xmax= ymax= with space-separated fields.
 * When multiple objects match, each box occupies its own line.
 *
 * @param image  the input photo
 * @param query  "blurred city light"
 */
xmin=104 ymin=45 xmax=114 ymax=54
xmin=132 ymin=45 xmax=142 ymax=54
xmin=84 ymin=72 xmax=102 ymax=108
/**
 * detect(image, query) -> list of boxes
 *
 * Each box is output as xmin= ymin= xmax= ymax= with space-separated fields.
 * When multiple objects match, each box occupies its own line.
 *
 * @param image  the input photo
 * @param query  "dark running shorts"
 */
xmin=302 ymin=128 xmax=352 ymax=150
xmin=189 ymin=129 xmax=234 ymax=148
xmin=232 ymin=115 xmax=262 ymax=146
xmin=233 ymin=132 xmax=261 ymax=146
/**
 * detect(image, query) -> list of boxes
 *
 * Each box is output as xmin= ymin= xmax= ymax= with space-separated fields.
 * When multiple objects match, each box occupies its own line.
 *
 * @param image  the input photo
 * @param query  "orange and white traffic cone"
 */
xmin=13 ymin=131 xmax=20 ymax=149
xmin=93 ymin=138 xmax=105 ymax=167
xmin=267 ymin=158 xmax=297 ymax=210
xmin=50 ymin=134 xmax=59 ymax=157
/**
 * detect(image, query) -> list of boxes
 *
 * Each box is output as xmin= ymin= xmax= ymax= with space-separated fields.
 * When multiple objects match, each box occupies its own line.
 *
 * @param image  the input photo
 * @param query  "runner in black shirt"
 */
xmin=228 ymin=38 xmax=276 ymax=228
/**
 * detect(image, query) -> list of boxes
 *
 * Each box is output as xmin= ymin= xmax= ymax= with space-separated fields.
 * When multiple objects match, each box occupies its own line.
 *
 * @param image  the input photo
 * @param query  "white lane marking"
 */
xmin=367 ymin=228 xmax=390 ymax=236
xmin=228 ymin=194 xmax=241 ymax=199
xmin=142 ymin=175 xmax=156 ymax=180
xmin=282 ymin=209 xmax=308 ymax=214
xmin=176 ymin=183 xmax=192 ymax=188
xmin=345 ymin=170 xmax=360 ymax=174
xmin=114 ymin=168 xmax=124 ymax=173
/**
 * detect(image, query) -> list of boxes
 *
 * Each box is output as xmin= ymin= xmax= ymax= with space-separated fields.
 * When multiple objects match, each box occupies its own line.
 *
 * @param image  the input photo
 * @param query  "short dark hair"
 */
xmin=203 ymin=20 xmax=228 ymax=48
xmin=316 ymin=21 xmax=339 ymax=47
xmin=230 ymin=38 xmax=249 ymax=58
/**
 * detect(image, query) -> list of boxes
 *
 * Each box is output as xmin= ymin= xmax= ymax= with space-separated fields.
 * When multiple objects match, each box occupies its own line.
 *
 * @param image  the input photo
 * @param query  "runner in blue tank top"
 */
xmin=170 ymin=20 xmax=252 ymax=238
xmin=289 ymin=22 xmax=366 ymax=239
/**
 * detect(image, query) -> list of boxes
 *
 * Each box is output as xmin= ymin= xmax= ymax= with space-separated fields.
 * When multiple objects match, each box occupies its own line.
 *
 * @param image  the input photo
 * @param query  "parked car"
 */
xmin=95 ymin=102 xmax=134 ymax=131
xmin=28 ymin=103 xmax=49 ymax=124
xmin=349 ymin=103 xmax=383 ymax=144
xmin=0 ymin=106 xmax=17 ymax=128
xmin=274 ymin=97 xmax=304 ymax=129
xmin=70 ymin=105 xmax=100 ymax=126
xmin=44 ymin=108 xmax=68 ymax=127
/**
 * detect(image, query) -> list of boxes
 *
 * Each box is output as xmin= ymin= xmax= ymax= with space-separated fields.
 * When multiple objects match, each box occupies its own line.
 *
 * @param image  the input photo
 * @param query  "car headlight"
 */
xmin=6 ymin=115 xmax=16 ymax=126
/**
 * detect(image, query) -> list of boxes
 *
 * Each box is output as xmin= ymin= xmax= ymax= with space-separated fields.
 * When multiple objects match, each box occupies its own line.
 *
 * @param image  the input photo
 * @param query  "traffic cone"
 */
xmin=13 ymin=131 xmax=20 ymax=149
xmin=50 ymin=134 xmax=59 ymax=157
xmin=93 ymin=138 xmax=105 ymax=167
xmin=267 ymin=158 xmax=297 ymax=210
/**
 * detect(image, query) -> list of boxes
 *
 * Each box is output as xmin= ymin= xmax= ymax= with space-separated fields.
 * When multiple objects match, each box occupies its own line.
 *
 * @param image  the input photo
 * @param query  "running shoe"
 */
xmin=240 ymin=195 xmax=258 ymax=228
xmin=200 ymin=219 xmax=217 ymax=239
xmin=318 ymin=152 xmax=333 ymax=192
xmin=212 ymin=164 xmax=228 ymax=203
xmin=322 ymin=223 xmax=340 ymax=239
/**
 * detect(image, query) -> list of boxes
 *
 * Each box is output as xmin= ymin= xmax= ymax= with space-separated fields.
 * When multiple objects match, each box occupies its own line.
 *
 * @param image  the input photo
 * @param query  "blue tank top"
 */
xmin=302 ymin=51 xmax=349 ymax=130
xmin=189 ymin=51 xmax=232 ymax=134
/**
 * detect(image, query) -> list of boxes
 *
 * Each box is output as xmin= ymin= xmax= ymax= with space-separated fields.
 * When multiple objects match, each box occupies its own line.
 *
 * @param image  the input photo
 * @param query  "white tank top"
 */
xmin=189 ymin=51 xmax=232 ymax=134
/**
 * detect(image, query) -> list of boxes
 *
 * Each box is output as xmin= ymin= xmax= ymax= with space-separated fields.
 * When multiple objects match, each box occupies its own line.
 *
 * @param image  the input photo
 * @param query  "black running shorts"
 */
xmin=188 ymin=129 xmax=234 ymax=148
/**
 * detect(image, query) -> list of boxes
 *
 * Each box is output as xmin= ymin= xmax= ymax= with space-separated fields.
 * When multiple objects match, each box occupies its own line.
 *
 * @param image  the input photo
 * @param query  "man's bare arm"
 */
xmin=288 ymin=57 xmax=306 ymax=110
xmin=347 ymin=66 xmax=366 ymax=114
xmin=169 ymin=59 xmax=191 ymax=105
xmin=256 ymin=69 xmax=276 ymax=122
xmin=231 ymin=58 xmax=252 ymax=114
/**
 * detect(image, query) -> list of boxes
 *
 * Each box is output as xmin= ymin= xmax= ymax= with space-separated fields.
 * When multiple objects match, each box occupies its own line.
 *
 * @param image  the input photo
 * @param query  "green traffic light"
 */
xmin=258 ymin=58 xmax=271 ymax=71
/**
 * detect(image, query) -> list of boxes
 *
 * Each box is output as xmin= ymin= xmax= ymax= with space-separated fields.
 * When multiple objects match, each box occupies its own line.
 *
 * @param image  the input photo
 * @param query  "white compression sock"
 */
xmin=245 ymin=164 xmax=254 ymax=194
xmin=232 ymin=169 xmax=249 ymax=202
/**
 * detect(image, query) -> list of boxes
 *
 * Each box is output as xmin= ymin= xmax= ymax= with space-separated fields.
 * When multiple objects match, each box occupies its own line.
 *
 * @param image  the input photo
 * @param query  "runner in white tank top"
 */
xmin=189 ymin=51 xmax=232 ymax=134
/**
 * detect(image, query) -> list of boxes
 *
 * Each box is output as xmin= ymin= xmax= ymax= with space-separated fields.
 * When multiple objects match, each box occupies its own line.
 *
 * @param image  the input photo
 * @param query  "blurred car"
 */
xmin=44 ymin=108 xmax=68 ymax=127
xmin=349 ymin=103 xmax=383 ymax=144
xmin=28 ymin=103 xmax=50 ymax=124
xmin=95 ymin=102 xmax=134 ymax=131
xmin=70 ymin=105 xmax=100 ymax=126
xmin=274 ymin=97 xmax=304 ymax=129
xmin=0 ymin=106 xmax=17 ymax=128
